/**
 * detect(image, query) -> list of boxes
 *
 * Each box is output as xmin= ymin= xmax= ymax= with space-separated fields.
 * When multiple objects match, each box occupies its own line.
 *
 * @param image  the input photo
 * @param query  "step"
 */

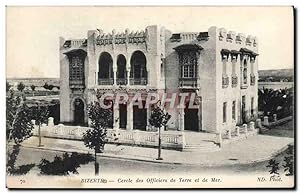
xmin=183 ymin=147 xmax=221 ymax=152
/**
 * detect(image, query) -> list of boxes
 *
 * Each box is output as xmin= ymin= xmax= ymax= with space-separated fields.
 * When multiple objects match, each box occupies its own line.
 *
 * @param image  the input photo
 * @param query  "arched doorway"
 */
xmin=117 ymin=54 xmax=127 ymax=85
xmin=184 ymin=102 xmax=199 ymax=131
xmin=133 ymin=101 xmax=147 ymax=130
xmin=130 ymin=51 xmax=147 ymax=85
xmin=98 ymin=52 xmax=113 ymax=85
xmin=74 ymin=98 xmax=85 ymax=125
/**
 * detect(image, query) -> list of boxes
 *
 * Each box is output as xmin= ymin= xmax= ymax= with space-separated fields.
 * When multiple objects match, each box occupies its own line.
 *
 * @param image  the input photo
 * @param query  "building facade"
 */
xmin=59 ymin=25 xmax=258 ymax=135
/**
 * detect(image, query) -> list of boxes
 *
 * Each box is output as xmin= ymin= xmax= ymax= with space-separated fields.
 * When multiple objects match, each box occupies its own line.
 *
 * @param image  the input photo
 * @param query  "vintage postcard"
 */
xmin=6 ymin=6 xmax=295 ymax=189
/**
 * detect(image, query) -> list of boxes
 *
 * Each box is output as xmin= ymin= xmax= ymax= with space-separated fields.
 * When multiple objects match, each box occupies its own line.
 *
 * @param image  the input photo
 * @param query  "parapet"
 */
xmin=217 ymin=27 xmax=258 ymax=47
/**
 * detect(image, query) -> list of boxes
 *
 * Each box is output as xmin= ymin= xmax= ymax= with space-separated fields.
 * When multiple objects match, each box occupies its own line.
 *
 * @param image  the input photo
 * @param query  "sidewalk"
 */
xmin=21 ymin=134 xmax=294 ymax=166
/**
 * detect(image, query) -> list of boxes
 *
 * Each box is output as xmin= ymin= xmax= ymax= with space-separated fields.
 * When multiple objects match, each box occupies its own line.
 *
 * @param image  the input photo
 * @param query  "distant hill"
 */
xmin=258 ymin=69 xmax=294 ymax=78
xmin=6 ymin=77 xmax=59 ymax=87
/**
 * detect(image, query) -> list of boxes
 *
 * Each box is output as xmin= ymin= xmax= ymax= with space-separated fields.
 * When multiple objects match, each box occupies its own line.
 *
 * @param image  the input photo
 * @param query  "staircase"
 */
xmin=183 ymin=131 xmax=221 ymax=152
xmin=184 ymin=141 xmax=220 ymax=152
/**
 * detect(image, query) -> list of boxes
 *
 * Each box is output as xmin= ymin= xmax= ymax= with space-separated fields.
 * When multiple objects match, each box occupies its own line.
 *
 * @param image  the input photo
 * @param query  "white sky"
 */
xmin=6 ymin=6 xmax=294 ymax=78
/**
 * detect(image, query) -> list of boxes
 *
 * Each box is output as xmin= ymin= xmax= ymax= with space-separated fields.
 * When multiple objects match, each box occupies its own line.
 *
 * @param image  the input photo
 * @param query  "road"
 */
xmin=13 ymin=146 xmax=289 ymax=177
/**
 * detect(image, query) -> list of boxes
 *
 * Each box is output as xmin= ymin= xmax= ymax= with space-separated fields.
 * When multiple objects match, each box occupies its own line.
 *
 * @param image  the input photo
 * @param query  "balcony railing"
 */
xmin=222 ymin=76 xmax=229 ymax=88
xmin=179 ymin=78 xmax=199 ymax=88
xmin=69 ymin=79 xmax=85 ymax=88
xmin=98 ymin=78 xmax=114 ymax=85
xmin=129 ymin=78 xmax=147 ymax=85
xmin=232 ymin=75 xmax=238 ymax=88
xmin=116 ymin=78 xmax=127 ymax=85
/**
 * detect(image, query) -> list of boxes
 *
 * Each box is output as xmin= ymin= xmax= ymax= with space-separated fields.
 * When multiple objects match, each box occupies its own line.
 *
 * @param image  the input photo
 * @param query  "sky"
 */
xmin=6 ymin=6 xmax=294 ymax=78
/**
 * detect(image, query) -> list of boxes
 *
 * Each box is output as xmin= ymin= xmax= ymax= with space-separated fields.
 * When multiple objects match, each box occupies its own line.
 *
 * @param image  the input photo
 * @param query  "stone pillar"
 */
xmin=235 ymin=126 xmax=240 ymax=136
xmin=243 ymin=124 xmax=248 ymax=134
xmin=127 ymin=63 xmax=131 ymax=86
xmin=146 ymin=107 xmax=151 ymax=131
xmin=113 ymin=57 xmax=117 ymax=86
xmin=48 ymin=117 xmax=54 ymax=127
xmin=126 ymin=103 xmax=133 ymax=130
xmin=178 ymin=108 xmax=185 ymax=131
xmin=273 ymin=114 xmax=277 ymax=122
xmin=256 ymin=118 xmax=262 ymax=128
xmin=263 ymin=116 xmax=269 ymax=126
xmin=113 ymin=104 xmax=120 ymax=130
xmin=249 ymin=121 xmax=255 ymax=131
xmin=217 ymin=132 xmax=223 ymax=147
xmin=228 ymin=128 xmax=232 ymax=139
xmin=113 ymin=70 xmax=117 ymax=86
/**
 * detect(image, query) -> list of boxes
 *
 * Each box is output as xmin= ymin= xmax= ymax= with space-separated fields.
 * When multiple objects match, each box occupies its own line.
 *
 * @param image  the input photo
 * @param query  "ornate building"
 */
xmin=59 ymin=25 xmax=258 ymax=135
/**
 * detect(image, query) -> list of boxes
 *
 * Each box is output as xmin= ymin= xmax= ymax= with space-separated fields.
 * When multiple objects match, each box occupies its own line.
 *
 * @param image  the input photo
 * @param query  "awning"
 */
xmin=231 ymin=50 xmax=241 ymax=55
xmin=220 ymin=49 xmax=231 ymax=54
xmin=63 ymin=49 xmax=87 ymax=56
xmin=173 ymin=44 xmax=203 ymax=52
xmin=240 ymin=48 xmax=259 ymax=56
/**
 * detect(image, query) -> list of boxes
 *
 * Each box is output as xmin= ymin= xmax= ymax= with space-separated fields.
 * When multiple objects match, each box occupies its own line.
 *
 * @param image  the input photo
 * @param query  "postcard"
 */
xmin=6 ymin=6 xmax=295 ymax=189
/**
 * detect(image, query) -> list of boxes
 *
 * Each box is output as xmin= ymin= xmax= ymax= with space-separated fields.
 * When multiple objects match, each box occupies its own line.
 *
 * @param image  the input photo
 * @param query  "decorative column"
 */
xmin=178 ymin=108 xmax=185 ymax=131
xmin=126 ymin=103 xmax=133 ymax=130
xmin=113 ymin=57 xmax=117 ymax=86
xmin=113 ymin=104 xmax=120 ymax=130
xmin=146 ymin=107 xmax=151 ymax=131
xmin=126 ymin=53 xmax=131 ymax=86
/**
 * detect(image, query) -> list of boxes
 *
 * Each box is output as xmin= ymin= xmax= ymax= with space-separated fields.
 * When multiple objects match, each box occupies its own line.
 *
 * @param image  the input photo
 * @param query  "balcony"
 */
xmin=179 ymin=78 xmax=199 ymax=88
xmin=129 ymin=78 xmax=147 ymax=85
xmin=69 ymin=79 xmax=85 ymax=89
xmin=98 ymin=78 xmax=114 ymax=85
xmin=232 ymin=76 xmax=238 ymax=88
xmin=116 ymin=78 xmax=127 ymax=85
xmin=222 ymin=76 xmax=229 ymax=88
xmin=250 ymin=74 xmax=256 ymax=86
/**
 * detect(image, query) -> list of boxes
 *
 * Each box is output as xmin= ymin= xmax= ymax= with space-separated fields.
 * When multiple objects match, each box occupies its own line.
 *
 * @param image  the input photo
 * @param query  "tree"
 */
xmin=38 ymin=152 xmax=93 ymax=175
xmin=17 ymin=82 xmax=25 ymax=92
xmin=283 ymin=145 xmax=294 ymax=176
xmin=82 ymin=101 xmax=112 ymax=175
xmin=266 ymin=159 xmax=280 ymax=175
xmin=30 ymin=85 xmax=36 ymax=96
xmin=6 ymin=90 xmax=34 ymax=175
xmin=148 ymin=103 xmax=171 ymax=160
xmin=6 ymin=81 xmax=11 ymax=92
xmin=29 ymin=103 xmax=50 ymax=147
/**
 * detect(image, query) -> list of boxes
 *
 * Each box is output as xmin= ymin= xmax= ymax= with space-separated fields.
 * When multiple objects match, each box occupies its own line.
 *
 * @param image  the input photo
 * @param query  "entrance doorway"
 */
xmin=119 ymin=103 xmax=127 ymax=129
xmin=242 ymin=95 xmax=246 ymax=123
xmin=133 ymin=101 xmax=147 ymax=130
xmin=184 ymin=102 xmax=199 ymax=131
xmin=74 ymin=98 xmax=85 ymax=125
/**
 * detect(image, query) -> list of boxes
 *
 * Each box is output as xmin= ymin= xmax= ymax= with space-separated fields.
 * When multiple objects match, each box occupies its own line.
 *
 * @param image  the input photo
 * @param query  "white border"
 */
xmin=1 ymin=1 xmax=298 ymax=193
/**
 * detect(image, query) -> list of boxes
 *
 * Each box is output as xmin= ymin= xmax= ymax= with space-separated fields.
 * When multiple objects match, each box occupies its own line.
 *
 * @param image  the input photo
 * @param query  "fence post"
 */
xmin=236 ymin=126 xmax=240 ymax=136
xmin=250 ymin=121 xmax=255 ymax=131
xmin=263 ymin=116 xmax=269 ymax=126
xmin=243 ymin=124 xmax=248 ymax=134
xmin=228 ymin=129 xmax=232 ymax=139
xmin=273 ymin=114 xmax=277 ymax=122
xmin=256 ymin=118 xmax=262 ymax=128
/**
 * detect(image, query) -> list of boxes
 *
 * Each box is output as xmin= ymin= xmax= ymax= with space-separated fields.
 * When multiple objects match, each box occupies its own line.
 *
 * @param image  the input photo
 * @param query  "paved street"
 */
xmin=15 ymin=146 xmax=290 ymax=177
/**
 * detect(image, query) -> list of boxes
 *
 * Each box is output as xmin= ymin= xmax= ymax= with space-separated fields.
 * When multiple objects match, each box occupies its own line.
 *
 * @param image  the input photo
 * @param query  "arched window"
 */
xmin=98 ymin=52 xmax=113 ymax=85
xmin=117 ymin=54 xmax=127 ymax=85
xmin=65 ymin=49 xmax=86 ymax=88
xmin=130 ymin=51 xmax=147 ymax=85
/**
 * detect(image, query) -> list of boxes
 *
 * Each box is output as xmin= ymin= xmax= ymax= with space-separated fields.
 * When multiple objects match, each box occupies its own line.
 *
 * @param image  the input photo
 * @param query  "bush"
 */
xmin=38 ymin=152 xmax=93 ymax=175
